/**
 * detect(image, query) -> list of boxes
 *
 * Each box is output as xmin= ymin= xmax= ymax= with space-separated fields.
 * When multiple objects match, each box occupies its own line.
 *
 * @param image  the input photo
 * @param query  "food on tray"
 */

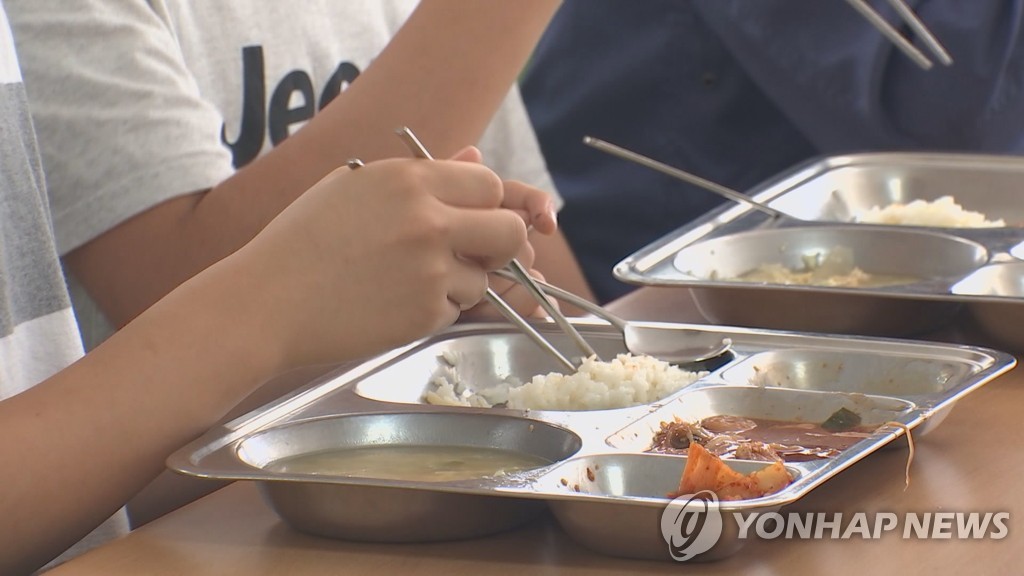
xmin=648 ymin=408 xmax=878 ymax=462
xmin=854 ymin=195 xmax=1005 ymax=228
xmin=820 ymin=406 xmax=862 ymax=431
xmin=425 ymin=352 xmax=707 ymax=411
xmin=733 ymin=263 xmax=881 ymax=287
xmin=724 ymin=246 xmax=917 ymax=288
xmin=267 ymin=445 xmax=552 ymax=482
xmin=670 ymin=443 xmax=793 ymax=501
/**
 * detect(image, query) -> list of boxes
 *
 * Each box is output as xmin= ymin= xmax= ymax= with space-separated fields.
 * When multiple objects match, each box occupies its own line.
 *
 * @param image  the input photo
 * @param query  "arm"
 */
xmin=124 ymin=363 xmax=350 ymax=529
xmin=16 ymin=0 xmax=563 ymax=328
xmin=126 ymin=146 xmax=578 ymax=528
xmin=1 ymin=157 xmax=531 ymax=575
xmin=2 ymin=251 xmax=288 ymax=575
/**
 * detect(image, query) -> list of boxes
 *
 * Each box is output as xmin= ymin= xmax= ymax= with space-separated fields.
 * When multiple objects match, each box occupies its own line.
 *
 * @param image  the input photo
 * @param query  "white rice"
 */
xmin=855 ymin=196 xmax=1004 ymax=228
xmin=424 ymin=353 xmax=706 ymax=411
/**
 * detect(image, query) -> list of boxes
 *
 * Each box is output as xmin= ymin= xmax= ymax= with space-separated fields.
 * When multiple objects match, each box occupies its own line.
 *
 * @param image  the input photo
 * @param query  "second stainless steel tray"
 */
xmin=613 ymin=152 xmax=1024 ymax=343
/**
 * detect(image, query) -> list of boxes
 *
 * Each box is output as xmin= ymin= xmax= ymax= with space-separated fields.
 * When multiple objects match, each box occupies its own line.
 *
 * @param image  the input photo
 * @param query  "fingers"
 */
xmin=447 ymin=206 xmax=528 ymax=270
xmin=246 ymin=156 xmax=552 ymax=371
xmin=462 ymin=268 xmax=557 ymax=321
xmin=446 ymin=257 xmax=490 ymax=311
xmin=475 ymin=238 xmax=535 ymax=303
xmin=417 ymin=159 xmax=505 ymax=209
xmin=502 ymin=180 xmax=558 ymax=235
xmin=448 ymin=145 xmax=483 ymax=164
xmin=487 ymin=282 xmax=544 ymax=318
xmin=442 ymin=150 xmax=559 ymax=234
xmin=364 ymin=157 xmax=557 ymax=236
xmin=416 ymin=167 xmax=553 ymax=267
xmin=338 ymin=156 xmax=537 ymax=291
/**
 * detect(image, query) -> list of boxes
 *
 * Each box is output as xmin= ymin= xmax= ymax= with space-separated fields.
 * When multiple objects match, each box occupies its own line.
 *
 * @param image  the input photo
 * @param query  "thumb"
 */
xmin=449 ymin=145 xmax=483 ymax=164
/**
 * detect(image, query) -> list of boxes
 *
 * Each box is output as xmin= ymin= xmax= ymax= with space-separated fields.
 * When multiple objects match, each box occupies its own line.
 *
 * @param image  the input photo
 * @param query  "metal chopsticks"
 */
xmin=503 ymin=258 xmax=599 ymax=360
xmin=394 ymin=126 xmax=598 ymax=370
xmin=845 ymin=0 xmax=953 ymax=70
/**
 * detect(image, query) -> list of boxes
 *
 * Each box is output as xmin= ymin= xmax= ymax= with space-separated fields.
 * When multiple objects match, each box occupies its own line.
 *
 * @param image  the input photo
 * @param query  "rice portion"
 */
xmin=855 ymin=196 xmax=1005 ymax=228
xmin=425 ymin=353 xmax=706 ymax=411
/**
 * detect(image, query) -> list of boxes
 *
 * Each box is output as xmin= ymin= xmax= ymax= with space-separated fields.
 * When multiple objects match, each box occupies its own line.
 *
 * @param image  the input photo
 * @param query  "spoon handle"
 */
xmin=494 ymin=269 xmax=627 ymax=332
xmin=583 ymin=136 xmax=789 ymax=220
xmin=504 ymin=259 xmax=600 ymax=360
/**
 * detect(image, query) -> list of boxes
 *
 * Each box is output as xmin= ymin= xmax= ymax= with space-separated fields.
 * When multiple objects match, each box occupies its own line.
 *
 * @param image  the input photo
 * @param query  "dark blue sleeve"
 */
xmin=522 ymin=0 xmax=1024 ymax=303
xmin=695 ymin=0 xmax=1024 ymax=151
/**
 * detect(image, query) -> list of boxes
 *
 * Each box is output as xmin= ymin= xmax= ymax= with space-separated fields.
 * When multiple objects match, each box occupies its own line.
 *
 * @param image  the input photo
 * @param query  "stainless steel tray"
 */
xmin=167 ymin=319 xmax=1015 ymax=562
xmin=613 ymin=152 xmax=1024 ymax=345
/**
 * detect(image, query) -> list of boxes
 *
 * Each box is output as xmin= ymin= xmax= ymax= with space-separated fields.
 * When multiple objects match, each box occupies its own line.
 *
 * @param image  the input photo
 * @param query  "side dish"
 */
xmin=670 ymin=443 xmax=794 ymax=501
xmin=649 ymin=408 xmax=878 ymax=463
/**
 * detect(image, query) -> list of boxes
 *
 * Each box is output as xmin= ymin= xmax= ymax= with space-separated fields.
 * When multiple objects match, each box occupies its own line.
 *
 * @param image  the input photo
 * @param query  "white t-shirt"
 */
xmin=0 ymin=3 xmax=128 ymax=570
xmin=6 ymin=0 xmax=560 ymax=346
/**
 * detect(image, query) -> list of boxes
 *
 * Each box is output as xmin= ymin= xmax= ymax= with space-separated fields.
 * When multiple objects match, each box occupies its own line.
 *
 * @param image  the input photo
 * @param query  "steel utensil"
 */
xmin=502 ymin=257 xmax=599 ymax=360
xmin=582 ymin=136 xmax=794 ymax=221
xmin=481 ymin=285 xmax=576 ymax=371
xmin=845 ymin=0 xmax=953 ymax=70
xmin=496 ymin=270 xmax=732 ymax=364
xmin=395 ymin=126 xmax=596 ymax=370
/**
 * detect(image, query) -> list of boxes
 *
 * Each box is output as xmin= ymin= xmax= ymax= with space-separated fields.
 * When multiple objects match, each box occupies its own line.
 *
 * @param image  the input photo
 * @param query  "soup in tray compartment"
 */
xmin=267 ymin=444 xmax=553 ymax=483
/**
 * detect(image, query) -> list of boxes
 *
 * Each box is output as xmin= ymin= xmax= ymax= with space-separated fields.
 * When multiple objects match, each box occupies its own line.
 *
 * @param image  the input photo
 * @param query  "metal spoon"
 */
xmin=495 ymin=270 xmax=732 ymax=364
xmin=583 ymin=136 xmax=794 ymax=221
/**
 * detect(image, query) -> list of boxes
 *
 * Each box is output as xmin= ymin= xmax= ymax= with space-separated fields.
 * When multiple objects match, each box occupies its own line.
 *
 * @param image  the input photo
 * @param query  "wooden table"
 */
xmin=49 ymin=287 xmax=1023 ymax=575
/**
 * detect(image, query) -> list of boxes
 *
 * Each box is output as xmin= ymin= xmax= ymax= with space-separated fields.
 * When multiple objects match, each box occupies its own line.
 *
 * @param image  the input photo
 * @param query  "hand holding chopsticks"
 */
xmin=394 ymin=126 xmax=598 ymax=371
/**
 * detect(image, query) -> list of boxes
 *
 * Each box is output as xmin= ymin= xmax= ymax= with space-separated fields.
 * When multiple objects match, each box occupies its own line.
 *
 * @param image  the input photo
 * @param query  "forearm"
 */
xmin=237 ymin=0 xmax=563 ymax=192
xmin=126 ymin=362 xmax=349 ymax=528
xmin=69 ymin=0 xmax=561 ymax=328
xmin=0 ymin=255 xmax=286 ymax=574
xmin=3 ymin=143 xmax=529 ymax=574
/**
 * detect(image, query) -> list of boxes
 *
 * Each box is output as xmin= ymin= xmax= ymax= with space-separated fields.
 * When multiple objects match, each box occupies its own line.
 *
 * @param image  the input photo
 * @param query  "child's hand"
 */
xmin=446 ymin=146 xmax=560 ymax=321
xmin=232 ymin=156 xmax=529 ymax=368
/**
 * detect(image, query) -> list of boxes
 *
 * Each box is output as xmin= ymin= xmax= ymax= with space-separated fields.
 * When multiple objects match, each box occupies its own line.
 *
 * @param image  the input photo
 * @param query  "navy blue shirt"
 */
xmin=522 ymin=0 xmax=1024 ymax=302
